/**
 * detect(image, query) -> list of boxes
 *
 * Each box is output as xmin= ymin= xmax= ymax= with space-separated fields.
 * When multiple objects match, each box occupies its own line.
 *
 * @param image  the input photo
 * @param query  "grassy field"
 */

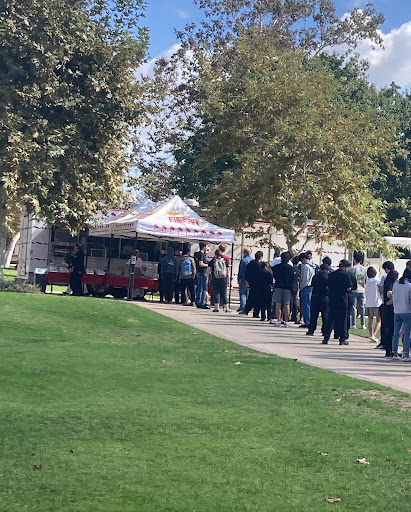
xmin=2 ymin=268 xmax=17 ymax=282
xmin=0 ymin=293 xmax=410 ymax=511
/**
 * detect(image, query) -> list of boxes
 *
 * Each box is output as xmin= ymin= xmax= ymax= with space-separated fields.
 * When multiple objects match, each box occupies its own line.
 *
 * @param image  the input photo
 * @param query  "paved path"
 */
xmin=137 ymin=301 xmax=411 ymax=394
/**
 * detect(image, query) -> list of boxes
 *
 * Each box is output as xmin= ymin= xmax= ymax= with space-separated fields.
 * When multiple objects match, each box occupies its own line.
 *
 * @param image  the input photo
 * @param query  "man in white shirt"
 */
xmin=299 ymin=252 xmax=315 ymax=328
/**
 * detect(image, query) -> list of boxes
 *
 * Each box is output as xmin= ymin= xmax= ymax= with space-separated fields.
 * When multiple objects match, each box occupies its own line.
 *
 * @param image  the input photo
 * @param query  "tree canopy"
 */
xmin=0 ymin=0 xmax=148 ymax=273
xmin=138 ymin=0 xmax=403 ymax=253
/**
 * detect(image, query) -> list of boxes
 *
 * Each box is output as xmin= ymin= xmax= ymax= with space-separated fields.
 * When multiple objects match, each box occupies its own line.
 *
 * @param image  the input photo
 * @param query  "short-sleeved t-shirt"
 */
xmin=196 ymin=251 xmax=209 ymax=274
xmin=221 ymin=253 xmax=231 ymax=267
xmin=350 ymin=265 xmax=366 ymax=293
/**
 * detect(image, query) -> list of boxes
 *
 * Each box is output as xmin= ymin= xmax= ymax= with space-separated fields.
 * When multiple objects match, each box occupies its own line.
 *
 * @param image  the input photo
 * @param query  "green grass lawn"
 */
xmin=1 ymin=293 xmax=410 ymax=511
xmin=2 ymin=267 xmax=17 ymax=282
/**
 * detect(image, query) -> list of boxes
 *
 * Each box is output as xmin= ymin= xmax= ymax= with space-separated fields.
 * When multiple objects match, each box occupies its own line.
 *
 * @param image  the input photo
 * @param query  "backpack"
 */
xmin=214 ymin=257 xmax=227 ymax=279
xmin=181 ymin=257 xmax=193 ymax=277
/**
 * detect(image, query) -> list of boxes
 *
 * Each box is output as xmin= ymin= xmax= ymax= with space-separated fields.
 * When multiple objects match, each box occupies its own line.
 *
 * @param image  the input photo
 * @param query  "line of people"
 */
xmin=158 ymin=243 xmax=411 ymax=361
xmin=157 ymin=243 xmax=232 ymax=312
xmin=237 ymin=247 xmax=411 ymax=359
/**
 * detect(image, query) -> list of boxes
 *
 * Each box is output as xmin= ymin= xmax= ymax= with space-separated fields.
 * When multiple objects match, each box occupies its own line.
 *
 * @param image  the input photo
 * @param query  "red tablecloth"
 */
xmin=44 ymin=272 xmax=70 ymax=285
xmin=83 ymin=274 xmax=105 ymax=286
xmin=106 ymin=274 xmax=159 ymax=291
xmin=44 ymin=272 xmax=159 ymax=292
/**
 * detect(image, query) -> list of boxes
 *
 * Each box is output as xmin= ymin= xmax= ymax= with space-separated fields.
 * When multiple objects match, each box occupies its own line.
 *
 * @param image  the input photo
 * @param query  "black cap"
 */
xmin=338 ymin=259 xmax=351 ymax=268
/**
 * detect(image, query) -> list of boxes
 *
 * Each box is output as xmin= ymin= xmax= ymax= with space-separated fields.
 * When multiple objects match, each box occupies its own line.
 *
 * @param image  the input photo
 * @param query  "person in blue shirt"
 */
xmin=237 ymin=247 xmax=253 ymax=312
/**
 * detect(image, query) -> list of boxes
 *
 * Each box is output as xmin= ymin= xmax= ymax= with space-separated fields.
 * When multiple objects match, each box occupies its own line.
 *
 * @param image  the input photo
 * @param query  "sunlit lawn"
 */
xmin=0 ymin=293 xmax=410 ymax=511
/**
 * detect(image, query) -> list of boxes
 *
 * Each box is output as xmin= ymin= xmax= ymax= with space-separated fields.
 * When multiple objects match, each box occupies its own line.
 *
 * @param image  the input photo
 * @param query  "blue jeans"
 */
xmin=301 ymin=286 xmax=313 ymax=326
xmin=350 ymin=292 xmax=365 ymax=328
xmin=239 ymin=281 xmax=248 ymax=310
xmin=392 ymin=312 xmax=411 ymax=354
xmin=196 ymin=272 xmax=208 ymax=307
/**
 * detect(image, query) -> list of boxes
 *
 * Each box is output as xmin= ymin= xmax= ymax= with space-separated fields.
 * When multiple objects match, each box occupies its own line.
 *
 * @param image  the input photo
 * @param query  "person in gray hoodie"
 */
xmin=161 ymin=247 xmax=177 ymax=304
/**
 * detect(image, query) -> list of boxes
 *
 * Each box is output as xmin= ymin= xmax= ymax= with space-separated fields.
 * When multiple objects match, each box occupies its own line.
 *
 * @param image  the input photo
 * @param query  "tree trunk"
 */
xmin=0 ymin=181 xmax=8 ymax=279
xmin=5 ymin=231 xmax=20 ymax=268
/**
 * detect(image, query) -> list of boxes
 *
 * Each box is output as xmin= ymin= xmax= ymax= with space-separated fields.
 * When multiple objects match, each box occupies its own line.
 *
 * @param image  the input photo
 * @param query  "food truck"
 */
xmin=17 ymin=196 xmax=236 ymax=297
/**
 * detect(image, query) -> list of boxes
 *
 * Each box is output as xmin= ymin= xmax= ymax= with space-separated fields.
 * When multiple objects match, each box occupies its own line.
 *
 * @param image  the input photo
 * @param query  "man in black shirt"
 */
xmin=322 ymin=259 xmax=353 ymax=345
xmin=306 ymin=263 xmax=329 ymax=336
xmin=240 ymin=251 xmax=264 ymax=315
xmin=272 ymin=252 xmax=294 ymax=327
xmin=195 ymin=242 xmax=210 ymax=309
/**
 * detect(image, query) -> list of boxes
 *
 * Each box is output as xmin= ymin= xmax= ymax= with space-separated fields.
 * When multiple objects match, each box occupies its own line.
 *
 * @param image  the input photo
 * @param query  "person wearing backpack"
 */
xmin=160 ymin=247 xmax=177 ymax=304
xmin=208 ymin=249 xmax=231 ymax=312
xmin=178 ymin=248 xmax=196 ymax=306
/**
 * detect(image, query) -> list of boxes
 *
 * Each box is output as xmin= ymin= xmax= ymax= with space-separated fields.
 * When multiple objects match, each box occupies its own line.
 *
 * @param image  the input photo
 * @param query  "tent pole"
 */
xmin=228 ymin=242 xmax=234 ymax=307
xmin=104 ymin=234 xmax=114 ymax=293
xmin=127 ymin=232 xmax=138 ymax=301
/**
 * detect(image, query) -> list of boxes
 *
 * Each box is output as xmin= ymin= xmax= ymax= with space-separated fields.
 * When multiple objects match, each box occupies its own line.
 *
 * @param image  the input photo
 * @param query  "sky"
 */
xmin=143 ymin=0 xmax=411 ymax=89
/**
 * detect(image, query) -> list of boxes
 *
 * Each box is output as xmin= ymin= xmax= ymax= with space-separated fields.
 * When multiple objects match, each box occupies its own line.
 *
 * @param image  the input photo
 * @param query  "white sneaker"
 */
xmin=283 ymin=322 xmax=289 ymax=328
xmin=403 ymin=357 xmax=411 ymax=362
xmin=370 ymin=336 xmax=378 ymax=343
xmin=392 ymin=354 xmax=402 ymax=361
xmin=361 ymin=325 xmax=367 ymax=330
xmin=272 ymin=321 xmax=282 ymax=327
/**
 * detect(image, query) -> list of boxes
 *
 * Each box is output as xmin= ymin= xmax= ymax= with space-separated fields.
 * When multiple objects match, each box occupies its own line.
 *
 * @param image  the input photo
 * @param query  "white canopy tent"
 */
xmin=88 ymin=199 xmax=157 ymax=237
xmin=108 ymin=195 xmax=235 ymax=243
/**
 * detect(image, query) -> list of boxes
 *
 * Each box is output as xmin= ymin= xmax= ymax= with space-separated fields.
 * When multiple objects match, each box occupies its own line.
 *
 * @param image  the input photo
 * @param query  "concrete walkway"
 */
xmin=137 ymin=301 xmax=411 ymax=394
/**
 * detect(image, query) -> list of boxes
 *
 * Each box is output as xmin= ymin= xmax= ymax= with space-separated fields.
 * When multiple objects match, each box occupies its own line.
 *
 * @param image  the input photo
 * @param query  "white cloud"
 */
xmin=136 ymin=44 xmax=181 ymax=79
xmin=137 ymin=19 xmax=411 ymax=93
xmin=177 ymin=9 xmax=190 ymax=20
xmin=358 ymin=21 xmax=411 ymax=89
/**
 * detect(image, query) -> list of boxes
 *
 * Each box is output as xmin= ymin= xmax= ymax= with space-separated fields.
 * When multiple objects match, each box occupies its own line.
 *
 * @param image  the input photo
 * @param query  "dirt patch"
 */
xmin=349 ymin=389 xmax=411 ymax=411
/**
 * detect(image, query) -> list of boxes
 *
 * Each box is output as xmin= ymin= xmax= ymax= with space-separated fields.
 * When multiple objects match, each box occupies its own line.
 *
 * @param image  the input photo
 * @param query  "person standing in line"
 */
xmin=271 ymin=252 xmax=294 ymax=327
xmin=208 ymin=249 xmax=231 ymax=313
xmin=157 ymin=260 xmax=164 ymax=303
xmin=349 ymin=252 xmax=367 ymax=329
xmin=239 ymin=251 xmax=264 ymax=316
xmin=322 ymin=259 xmax=353 ymax=345
xmin=270 ymin=248 xmax=281 ymax=268
xmin=299 ymin=253 xmax=315 ymax=328
xmin=322 ymin=256 xmax=334 ymax=272
xmin=364 ymin=266 xmax=382 ymax=342
xmin=178 ymin=248 xmax=196 ymax=306
xmin=345 ymin=265 xmax=358 ymax=339
xmin=306 ymin=263 xmax=329 ymax=336
xmin=174 ymin=250 xmax=182 ymax=304
xmin=69 ymin=244 xmax=85 ymax=296
xmin=305 ymin=250 xmax=319 ymax=273
xmin=237 ymin=247 xmax=253 ymax=312
xmin=379 ymin=262 xmax=398 ymax=355
xmin=391 ymin=268 xmax=411 ymax=361
xmin=160 ymin=247 xmax=177 ymax=304
xmin=195 ymin=242 xmax=210 ymax=309
xmin=254 ymin=262 xmax=273 ymax=321
xmin=218 ymin=244 xmax=231 ymax=308
xmin=376 ymin=261 xmax=390 ymax=347
xmin=219 ymin=244 xmax=231 ymax=268
xmin=290 ymin=255 xmax=301 ymax=323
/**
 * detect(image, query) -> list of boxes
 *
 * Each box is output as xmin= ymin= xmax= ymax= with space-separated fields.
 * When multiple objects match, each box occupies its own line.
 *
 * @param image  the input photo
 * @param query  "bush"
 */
xmin=0 ymin=280 xmax=41 ymax=293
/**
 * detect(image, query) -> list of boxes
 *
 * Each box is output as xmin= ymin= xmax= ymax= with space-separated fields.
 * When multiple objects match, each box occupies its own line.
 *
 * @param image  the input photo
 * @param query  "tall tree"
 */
xmin=180 ymin=42 xmax=398 ymax=252
xmin=0 ymin=0 xmax=148 ymax=276
xmin=372 ymin=85 xmax=411 ymax=237
xmin=138 ymin=0 xmax=399 ymax=252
